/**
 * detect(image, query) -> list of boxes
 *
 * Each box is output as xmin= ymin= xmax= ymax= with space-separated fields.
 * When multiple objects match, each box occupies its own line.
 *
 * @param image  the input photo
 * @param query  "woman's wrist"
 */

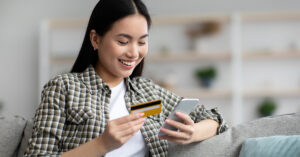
xmin=193 ymin=119 xmax=219 ymax=142
xmin=96 ymin=135 xmax=110 ymax=155
xmin=61 ymin=136 xmax=109 ymax=157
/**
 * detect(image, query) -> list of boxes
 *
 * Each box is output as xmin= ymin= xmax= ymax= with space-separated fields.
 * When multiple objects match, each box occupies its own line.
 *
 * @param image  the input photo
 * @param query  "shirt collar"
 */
xmin=125 ymin=76 xmax=141 ymax=93
xmin=79 ymin=65 xmax=141 ymax=95
xmin=79 ymin=65 xmax=109 ymax=95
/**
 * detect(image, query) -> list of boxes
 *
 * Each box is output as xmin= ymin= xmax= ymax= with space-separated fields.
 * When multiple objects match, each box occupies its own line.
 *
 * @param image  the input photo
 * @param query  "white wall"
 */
xmin=0 ymin=0 xmax=300 ymax=119
xmin=144 ymin=0 xmax=300 ymax=15
xmin=0 ymin=0 xmax=98 ymax=118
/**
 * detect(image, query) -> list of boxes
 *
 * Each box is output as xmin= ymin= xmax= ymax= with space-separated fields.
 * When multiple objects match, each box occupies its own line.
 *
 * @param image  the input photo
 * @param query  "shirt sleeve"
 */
xmin=189 ymin=105 xmax=228 ymax=134
xmin=151 ymin=81 xmax=228 ymax=134
xmin=24 ymin=77 xmax=66 ymax=156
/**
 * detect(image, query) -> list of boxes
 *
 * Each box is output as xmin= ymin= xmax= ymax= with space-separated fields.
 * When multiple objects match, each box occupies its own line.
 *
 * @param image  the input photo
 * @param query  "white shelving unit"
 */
xmin=39 ymin=12 xmax=300 ymax=126
xmin=38 ymin=19 xmax=87 ymax=95
xmin=145 ymin=11 xmax=300 ymax=125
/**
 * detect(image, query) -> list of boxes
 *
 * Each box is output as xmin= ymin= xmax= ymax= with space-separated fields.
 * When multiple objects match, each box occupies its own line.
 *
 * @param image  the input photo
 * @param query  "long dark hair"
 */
xmin=71 ymin=0 xmax=151 ymax=78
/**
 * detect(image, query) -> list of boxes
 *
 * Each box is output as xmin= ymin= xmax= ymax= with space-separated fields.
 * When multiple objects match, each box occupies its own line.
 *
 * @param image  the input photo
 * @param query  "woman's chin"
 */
xmin=119 ymin=71 xmax=134 ymax=78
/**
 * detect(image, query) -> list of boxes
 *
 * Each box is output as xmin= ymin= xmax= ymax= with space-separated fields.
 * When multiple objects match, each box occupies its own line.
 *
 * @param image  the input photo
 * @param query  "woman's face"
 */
xmin=91 ymin=14 xmax=148 ymax=85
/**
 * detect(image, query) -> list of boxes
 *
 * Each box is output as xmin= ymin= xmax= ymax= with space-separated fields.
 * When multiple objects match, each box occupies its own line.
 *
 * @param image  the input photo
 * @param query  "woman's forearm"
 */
xmin=192 ymin=119 xmax=219 ymax=142
xmin=61 ymin=136 xmax=107 ymax=157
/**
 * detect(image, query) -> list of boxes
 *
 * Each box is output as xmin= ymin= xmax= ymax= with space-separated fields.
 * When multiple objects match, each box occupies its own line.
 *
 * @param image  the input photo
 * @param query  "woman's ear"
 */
xmin=90 ymin=29 xmax=101 ymax=51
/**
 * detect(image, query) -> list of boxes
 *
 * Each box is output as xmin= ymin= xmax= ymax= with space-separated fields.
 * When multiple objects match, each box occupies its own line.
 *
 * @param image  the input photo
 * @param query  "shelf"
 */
xmin=44 ymin=12 xmax=300 ymax=28
xmin=48 ymin=19 xmax=88 ymax=28
xmin=146 ymin=52 xmax=231 ymax=62
xmin=152 ymin=14 xmax=230 ymax=25
xmin=168 ymin=88 xmax=300 ymax=99
xmin=49 ymin=55 xmax=77 ymax=64
xmin=48 ymin=51 xmax=300 ymax=64
xmin=243 ymin=51 xmax=300 ymax=60
xmin=170 ymin=88 xmax=232 ymax=99
xmin=241 ymin=11 xmax=300 ymax=22
xmin=244 ymin=89 xmax=300 ymax=98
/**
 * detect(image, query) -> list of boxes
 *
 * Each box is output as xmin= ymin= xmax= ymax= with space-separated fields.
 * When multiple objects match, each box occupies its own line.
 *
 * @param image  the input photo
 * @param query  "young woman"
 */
xmin=25 ymin=0 xmax=228 ymax=156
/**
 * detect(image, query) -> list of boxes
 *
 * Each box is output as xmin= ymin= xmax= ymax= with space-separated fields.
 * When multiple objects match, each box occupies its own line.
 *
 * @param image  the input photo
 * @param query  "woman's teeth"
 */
xmin=120 ymin=60 xmax=134 ymax=66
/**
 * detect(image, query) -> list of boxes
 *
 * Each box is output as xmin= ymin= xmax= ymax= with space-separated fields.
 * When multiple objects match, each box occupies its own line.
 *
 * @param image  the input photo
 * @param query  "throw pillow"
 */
xmin=239 ymin=135 xmax=300 ymax=157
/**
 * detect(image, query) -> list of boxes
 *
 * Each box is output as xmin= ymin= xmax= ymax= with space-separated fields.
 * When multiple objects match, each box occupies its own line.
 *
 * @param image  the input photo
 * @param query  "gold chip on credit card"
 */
xmin=130 ymin=100 xmax=161 ymax=117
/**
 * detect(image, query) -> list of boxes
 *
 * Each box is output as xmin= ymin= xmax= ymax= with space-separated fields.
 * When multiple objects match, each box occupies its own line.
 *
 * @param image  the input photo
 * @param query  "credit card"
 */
xmin=130 ymin=100 xmax=161 ymax=117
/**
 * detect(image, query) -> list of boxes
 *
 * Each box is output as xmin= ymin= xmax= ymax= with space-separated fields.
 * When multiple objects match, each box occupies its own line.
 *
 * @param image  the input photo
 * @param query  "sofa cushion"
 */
xmin=239 ymin=135 xmax=300 ymax=157
xmin=17 ymin=119 xmax=34 ymax=157
xmin=0 ymin=115 xmax=27 ymax=157
xmin=168 ymin=113 xmax=300 ymax=157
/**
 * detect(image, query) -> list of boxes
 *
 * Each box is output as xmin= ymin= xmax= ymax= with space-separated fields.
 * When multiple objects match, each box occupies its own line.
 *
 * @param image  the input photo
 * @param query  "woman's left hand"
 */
xmin=158 ymin=111 xmax=196 ymax=145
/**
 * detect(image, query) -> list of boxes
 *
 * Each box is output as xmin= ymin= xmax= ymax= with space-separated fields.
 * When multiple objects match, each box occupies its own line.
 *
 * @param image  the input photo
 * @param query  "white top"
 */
xmin=105 ymin=80 xmax=148 ymax=157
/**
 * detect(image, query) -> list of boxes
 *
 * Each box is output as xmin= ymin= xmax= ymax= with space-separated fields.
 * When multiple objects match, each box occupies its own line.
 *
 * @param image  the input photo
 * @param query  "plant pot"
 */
xmin=200 ymin=77 xmax=213 ymax=88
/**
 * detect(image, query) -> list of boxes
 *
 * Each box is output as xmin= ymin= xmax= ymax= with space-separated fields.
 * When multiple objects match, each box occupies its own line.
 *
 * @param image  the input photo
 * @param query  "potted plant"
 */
xmin=257 ymin=97 xmax=277 ymax=117
xmin=195 ymin=66 xmax=217 ymax=88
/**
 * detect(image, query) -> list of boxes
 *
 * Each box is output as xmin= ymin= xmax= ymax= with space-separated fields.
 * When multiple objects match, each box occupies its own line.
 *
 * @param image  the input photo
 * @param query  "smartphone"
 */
xmin=158 ymin=98 xmax=199 ymax=136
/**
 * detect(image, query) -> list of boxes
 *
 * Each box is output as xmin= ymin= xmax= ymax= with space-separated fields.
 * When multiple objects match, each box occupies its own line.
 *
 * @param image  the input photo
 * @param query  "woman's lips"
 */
xmin=119 ymin=59 xmax=136 ymax=69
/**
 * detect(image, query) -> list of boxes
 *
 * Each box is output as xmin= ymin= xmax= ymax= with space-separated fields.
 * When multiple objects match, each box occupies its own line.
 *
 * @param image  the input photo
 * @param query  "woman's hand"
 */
xmin=158 ymin=112 xmax=196 ymax=144
xmin=158 ymin=112 xmax=219 ymax=145
xmin=99 ymin=112 xmax=145 ymax=152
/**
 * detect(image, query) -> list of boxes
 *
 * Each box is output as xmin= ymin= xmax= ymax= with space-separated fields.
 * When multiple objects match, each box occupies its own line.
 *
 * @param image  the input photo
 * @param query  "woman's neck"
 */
xmin=94 ymin=66 xmax=124 ymax=88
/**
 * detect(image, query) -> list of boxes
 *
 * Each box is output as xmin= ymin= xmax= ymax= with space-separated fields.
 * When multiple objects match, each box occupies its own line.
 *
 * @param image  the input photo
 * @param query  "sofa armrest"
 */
xmin=168 ymin=113 xmax=300 ymax=157
xmin=17 ymin=119 xmax=33 ymax=157
xmin=0 ymin=116 xmax=27 ymax=157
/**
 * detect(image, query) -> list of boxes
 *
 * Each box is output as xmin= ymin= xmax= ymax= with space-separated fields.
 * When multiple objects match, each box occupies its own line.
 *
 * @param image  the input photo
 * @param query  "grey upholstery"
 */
xmin=17 ymin=119 xmax=33 ymax=157
xmin=0 ymin=116 xmax=26 ymax=157
xmin=1 ymin=113 xmax=300 ymax=157
xmin=168 ymin=113 xmax=300 ymax=157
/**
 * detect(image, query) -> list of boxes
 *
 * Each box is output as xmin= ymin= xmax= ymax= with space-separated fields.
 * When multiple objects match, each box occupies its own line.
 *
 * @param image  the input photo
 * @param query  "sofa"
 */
xmin=1 ymin=113 xmax=300 ymax=157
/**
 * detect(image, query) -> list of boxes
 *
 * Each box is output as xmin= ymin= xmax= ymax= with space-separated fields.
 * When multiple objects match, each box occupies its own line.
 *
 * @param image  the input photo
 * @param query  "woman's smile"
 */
xmin=118 ymin=59 xmax=136 ymax=69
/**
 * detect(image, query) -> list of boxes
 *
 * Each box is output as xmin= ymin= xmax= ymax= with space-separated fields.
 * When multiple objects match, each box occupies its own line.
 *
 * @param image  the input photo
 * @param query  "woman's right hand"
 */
xmin=99 ymin=112 xmax=146 ymax=153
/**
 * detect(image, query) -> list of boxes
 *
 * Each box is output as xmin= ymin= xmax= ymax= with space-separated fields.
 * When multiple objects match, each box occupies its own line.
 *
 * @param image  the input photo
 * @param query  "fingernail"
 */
xmin=165 ymin=119 xmax=170 ymax=123
xmin=176 ymin=111 xmax=182 ymax=115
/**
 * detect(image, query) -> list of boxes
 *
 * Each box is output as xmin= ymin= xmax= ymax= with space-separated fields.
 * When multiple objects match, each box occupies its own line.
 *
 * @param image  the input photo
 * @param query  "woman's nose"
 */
xmin=127 ymin=44 xmax=139 ymax=59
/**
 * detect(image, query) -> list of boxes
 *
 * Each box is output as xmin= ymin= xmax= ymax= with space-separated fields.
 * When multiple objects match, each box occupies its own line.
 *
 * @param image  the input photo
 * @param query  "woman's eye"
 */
xmin=118 ymin=41 xmax=128 ymax=45
xmin=138 ymin=41 xmax=146 ymax=45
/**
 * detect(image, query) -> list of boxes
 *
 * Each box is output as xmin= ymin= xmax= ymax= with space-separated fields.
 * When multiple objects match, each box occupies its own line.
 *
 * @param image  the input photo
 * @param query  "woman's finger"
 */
xmin=175 ymin=112 xmax=194 ymax=125
xmin=164 ymin=119 xmax=194 ymax=135
xmin=118 ymin=117 xmax=145 ymax=137
xmin=158 ymin=135 xmax=189 ymax=145
xmin=106 ymin=115 xmax=145 ymax=138
xmin=113 ymin=112 xmax=144 ymax=125
xmin=101 ymin=116 xmax=145 ymax=150
xmin=158 ymin=127 xmax=190 ymax=140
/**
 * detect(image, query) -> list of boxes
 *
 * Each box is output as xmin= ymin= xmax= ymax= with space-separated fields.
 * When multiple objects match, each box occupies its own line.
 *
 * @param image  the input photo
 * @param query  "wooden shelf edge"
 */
xmin=244 ymin=89 xmax=300 ymax=98
xmin=243 ymin=51 xmax=300 ymax=60
xmin=166 ymin=88 xmax=300 ymax=99
xmin=241 ymin=11 xmax=300 ymax=22
xmin=146 ymin=52 xmax=231 ymax=62
xmin=49 ymin=55 xmax=77 ymax=64
xmin=48 ymin=18 xmax=88 ymax=28
xmin=170 ymin=88 xmax=232 ymax=99
xmin=152 ymin=14 xmax=230 ymax=25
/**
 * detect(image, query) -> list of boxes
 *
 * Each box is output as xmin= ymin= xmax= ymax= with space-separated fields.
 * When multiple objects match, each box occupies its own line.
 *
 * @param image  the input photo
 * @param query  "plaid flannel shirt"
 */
xmin=25 ymin=65 xmax=228 ymax=157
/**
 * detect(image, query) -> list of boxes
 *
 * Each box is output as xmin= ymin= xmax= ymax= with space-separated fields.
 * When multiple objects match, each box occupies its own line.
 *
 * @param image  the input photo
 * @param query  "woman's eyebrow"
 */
xmin=117 ymin=33 xmax=148 ymax=39
xmin=139 ymin=34 xmax=149 ymax=39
